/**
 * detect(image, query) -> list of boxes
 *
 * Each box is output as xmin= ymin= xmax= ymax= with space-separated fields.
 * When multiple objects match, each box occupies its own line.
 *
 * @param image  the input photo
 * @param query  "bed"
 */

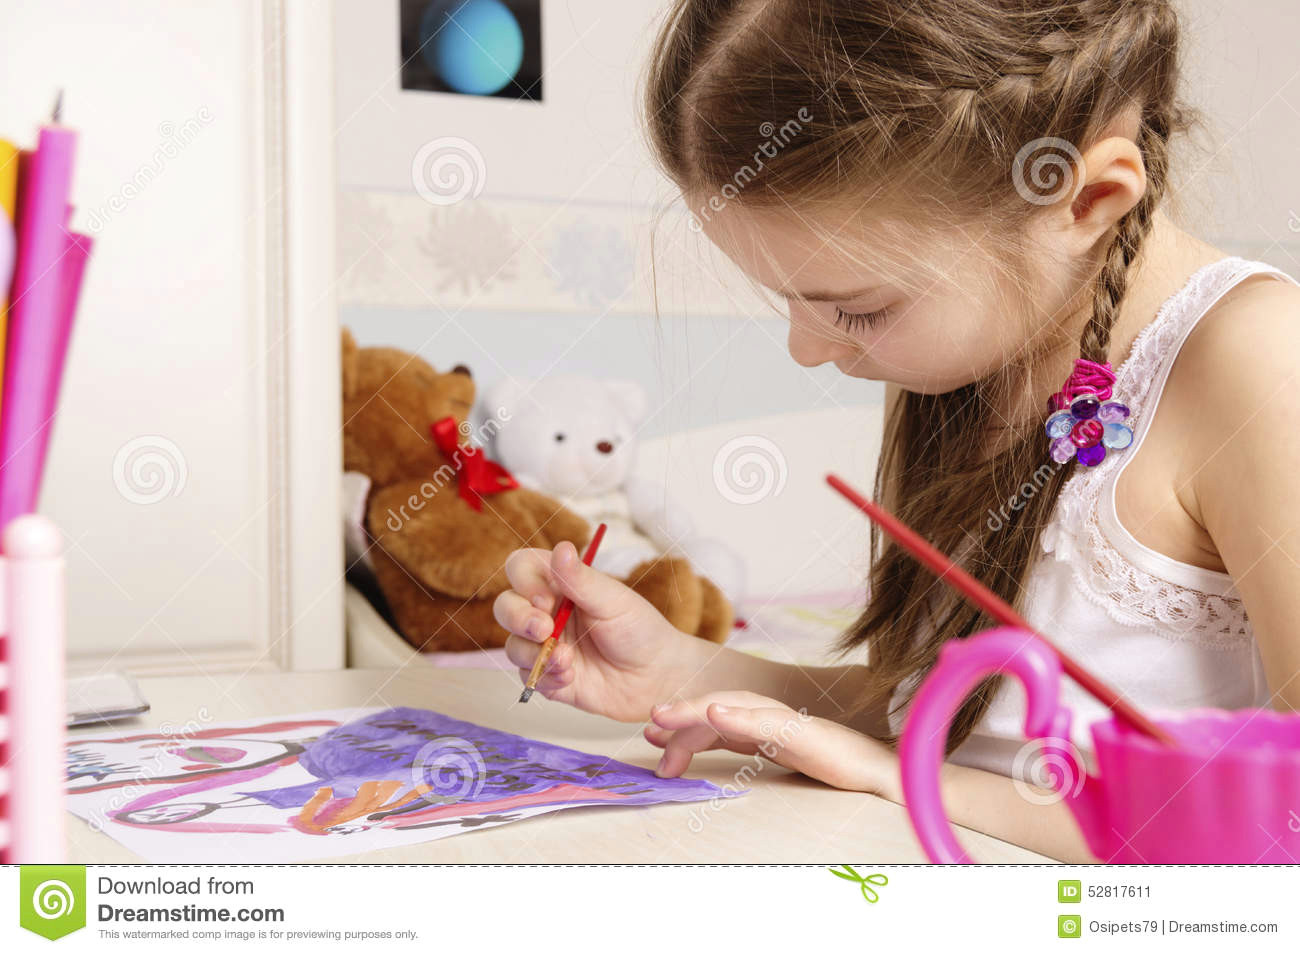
xmin=345 ymin=405 xmax=884 ymax=671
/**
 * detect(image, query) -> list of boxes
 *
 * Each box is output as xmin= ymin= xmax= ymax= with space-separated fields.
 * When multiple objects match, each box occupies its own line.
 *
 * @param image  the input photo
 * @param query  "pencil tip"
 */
xmin=518 ymin=688 xmax=533 ymax=704
xmin=52 ymin=89 xmax=64 ymax=123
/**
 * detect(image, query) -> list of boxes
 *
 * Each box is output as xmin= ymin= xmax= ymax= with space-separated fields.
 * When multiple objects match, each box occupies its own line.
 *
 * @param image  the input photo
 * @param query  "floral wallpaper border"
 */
xmin=336 ymin=188 xmax=766 ymax=318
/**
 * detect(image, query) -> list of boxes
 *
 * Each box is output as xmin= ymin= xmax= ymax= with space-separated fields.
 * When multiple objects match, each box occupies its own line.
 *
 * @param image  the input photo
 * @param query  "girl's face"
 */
xmin=698 ymin=201 xmax=1080 ymax=394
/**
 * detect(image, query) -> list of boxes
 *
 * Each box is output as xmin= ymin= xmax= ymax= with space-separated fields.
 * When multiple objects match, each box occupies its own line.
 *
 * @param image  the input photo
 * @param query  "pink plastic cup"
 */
xmin=900 ymin=626 xmax=1300 ymax=863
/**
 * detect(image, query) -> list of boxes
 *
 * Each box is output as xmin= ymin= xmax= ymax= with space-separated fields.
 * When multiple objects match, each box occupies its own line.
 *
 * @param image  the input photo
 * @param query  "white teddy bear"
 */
xmin=483 ymin=375 xmax=747 ymax=605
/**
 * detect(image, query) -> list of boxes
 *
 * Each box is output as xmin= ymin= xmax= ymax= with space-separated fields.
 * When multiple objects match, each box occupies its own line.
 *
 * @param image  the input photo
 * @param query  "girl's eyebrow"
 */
xmin=778 ymin=284 xmax=881 ymax=303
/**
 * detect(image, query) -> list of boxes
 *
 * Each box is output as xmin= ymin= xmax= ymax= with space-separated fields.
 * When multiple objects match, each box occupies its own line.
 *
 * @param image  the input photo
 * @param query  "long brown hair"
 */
xmin=645 ymin=0 xmax=1190 ymax=748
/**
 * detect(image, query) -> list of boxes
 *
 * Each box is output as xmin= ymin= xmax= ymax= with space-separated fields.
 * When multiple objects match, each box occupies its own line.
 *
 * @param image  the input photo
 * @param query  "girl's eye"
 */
xmin=834 ymin=306 xmax=891 ymax=333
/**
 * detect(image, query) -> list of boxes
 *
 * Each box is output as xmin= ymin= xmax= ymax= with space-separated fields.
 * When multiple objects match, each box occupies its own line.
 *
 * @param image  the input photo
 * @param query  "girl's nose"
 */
xmin=786 ymin=308 xmax=854 ymax=368
xmin=596 ymin=441 xmax=614 ymax=454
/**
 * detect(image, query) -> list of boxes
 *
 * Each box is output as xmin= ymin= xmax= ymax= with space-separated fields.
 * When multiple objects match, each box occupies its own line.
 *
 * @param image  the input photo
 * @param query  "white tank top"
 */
xmin=890 ymin=257 xmax=1299 ymax=777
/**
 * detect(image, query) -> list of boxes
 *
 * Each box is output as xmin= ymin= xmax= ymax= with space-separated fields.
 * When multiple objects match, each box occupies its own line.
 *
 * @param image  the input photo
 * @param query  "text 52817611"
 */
xmin=1088 ymin=884 xmax=1151 ymax=899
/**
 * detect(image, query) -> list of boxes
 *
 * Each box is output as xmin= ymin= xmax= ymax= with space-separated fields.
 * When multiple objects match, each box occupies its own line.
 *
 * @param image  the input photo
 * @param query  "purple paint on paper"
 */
xmin=242 ymin=707 xmax=739 ymax=813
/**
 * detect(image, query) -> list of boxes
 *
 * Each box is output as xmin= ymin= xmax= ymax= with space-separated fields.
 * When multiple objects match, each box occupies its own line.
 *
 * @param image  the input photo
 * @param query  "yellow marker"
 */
xmin=0 ymin=137 xmax=18 ymax=413
xmin=0 ymin=139 xmax=17 ymax=219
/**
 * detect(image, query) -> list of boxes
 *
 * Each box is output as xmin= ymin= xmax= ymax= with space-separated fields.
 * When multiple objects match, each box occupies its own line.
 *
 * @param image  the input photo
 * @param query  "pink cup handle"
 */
xmin=898 ymin=626 xmax=1077 ymax=863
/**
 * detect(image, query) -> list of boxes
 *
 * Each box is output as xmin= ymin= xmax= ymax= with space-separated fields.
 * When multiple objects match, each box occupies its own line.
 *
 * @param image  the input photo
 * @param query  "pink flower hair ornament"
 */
xmin=1045 ymin=358 xmax=1133 ymax=467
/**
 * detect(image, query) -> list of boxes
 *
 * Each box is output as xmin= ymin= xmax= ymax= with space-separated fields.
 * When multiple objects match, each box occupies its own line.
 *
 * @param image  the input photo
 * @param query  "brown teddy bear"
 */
xmin=341 ymin=329 xmax=733 ymax=652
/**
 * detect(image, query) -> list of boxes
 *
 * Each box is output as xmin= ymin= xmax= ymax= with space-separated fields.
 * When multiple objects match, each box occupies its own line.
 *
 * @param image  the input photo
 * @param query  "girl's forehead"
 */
xmin=697 ymin=200 xmax=961 ymax=297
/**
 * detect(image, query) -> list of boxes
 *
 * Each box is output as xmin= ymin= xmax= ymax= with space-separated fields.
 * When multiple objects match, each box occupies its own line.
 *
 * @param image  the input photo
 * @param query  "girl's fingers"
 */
xmin=650 ymin=694 xmax=768 ymax=731
xmin=503 ymin=548 xmax=561 ymax=613
xmin=705 ymin=704 xmax=801 ymax=754
xmin=493 ymin=590 xmax=554 ymax=642
xmin=643 ymin=723 xmax=673 ymax=747
xmin=504 ymin=634 xmax=539 ymax=670
xmin=548 ymin=542 xmax=628 ymax=620
xmin=655 ymin=722 xmax=722 ymax=778
xmin=506 ymin=636 xmax=574 ymax=686
xmin=649 ymin=699 xmax=710 ymax=731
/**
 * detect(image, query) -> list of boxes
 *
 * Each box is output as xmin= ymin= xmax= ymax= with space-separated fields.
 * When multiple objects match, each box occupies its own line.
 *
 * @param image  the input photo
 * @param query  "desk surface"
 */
xmin=66 ymin=667 xmax=1053 ymax=864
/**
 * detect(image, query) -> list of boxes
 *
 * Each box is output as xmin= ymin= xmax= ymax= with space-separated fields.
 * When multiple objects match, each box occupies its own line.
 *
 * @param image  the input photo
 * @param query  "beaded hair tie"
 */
xmin=1045 ymin=358 xmax=1133 ymax=467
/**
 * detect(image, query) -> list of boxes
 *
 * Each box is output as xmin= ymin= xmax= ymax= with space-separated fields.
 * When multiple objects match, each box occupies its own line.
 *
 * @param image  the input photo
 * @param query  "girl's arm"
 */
xmin=671 ymin=640 xmax=888 ymax=738
xmin=1174 ymin=279 xmax=1300 ymax=710
xmin=648 ymin=695 xmax=1095 ymax=861
xmin=889 ymin=759 xmax=1094 ymax=862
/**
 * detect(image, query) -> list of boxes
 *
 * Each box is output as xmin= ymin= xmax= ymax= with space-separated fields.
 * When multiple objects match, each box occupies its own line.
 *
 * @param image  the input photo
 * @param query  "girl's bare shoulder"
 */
xmin=1177 ymin=271 xmax=1300 ymax=401
xmin=1167 ymin=270 xmax=1300 ymax=484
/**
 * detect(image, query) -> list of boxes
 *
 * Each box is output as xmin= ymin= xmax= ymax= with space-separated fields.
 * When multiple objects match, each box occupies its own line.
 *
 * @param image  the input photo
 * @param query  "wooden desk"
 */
xmin=66 ymin=667 xmax=1054 ymax=863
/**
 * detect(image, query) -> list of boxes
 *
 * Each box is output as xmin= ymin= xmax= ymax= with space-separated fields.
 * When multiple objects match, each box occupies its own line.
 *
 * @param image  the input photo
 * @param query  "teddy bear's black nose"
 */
xmin=596 ymin=441 xmax=614 ymax=454
xmin=452 ymin=364 xmax=472 ymax=378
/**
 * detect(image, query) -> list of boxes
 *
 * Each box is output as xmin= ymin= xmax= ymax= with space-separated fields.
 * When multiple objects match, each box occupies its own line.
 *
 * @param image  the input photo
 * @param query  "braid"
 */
xmin=1075 ymin=4 xmax=1182 ymax=363
xmin=1079 ymin=150 xmax=1161 ymax=362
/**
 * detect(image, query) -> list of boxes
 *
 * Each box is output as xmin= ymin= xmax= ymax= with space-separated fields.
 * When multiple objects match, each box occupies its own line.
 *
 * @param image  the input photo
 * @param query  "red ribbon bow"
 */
xmin=429 ymin=416 xmax=518 ymax=512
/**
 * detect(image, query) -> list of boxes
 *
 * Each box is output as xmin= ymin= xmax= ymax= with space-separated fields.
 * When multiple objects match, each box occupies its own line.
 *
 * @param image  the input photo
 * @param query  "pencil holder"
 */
xmin=900 ymin=626 xmax=1300 ymax=863
xmin=0 ymin=514 xmax=67 ymax=863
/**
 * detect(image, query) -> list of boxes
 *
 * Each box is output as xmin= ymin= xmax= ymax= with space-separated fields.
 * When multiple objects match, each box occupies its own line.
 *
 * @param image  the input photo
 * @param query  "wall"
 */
xmin=333 ymin=0 xmax=880 ymax=439
xmin=1175 ymin=0 xmax=1300 ymax=267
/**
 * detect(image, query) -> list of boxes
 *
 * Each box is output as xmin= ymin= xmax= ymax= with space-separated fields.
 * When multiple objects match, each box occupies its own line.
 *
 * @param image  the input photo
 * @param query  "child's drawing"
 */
xmin=65 ymin=707 xmax=738 ymax=862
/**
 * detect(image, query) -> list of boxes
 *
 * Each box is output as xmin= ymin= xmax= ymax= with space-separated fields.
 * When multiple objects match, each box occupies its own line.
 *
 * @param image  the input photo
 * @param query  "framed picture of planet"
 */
xmin=399 ymin=0 xmax=543 ymax=101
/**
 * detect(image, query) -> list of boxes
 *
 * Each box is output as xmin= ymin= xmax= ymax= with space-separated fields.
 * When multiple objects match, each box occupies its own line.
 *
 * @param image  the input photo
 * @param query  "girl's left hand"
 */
xmin=645 ymin=690 xmax=900 ymax=798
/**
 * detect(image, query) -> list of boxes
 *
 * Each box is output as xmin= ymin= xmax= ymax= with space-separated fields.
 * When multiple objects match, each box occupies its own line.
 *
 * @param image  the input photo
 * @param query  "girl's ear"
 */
xmin=1062 ymin=136 xmax=1147 ymax=252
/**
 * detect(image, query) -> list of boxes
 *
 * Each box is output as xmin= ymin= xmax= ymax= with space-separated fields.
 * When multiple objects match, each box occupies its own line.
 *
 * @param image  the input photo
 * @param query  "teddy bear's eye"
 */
xmin=554 ymin=432 xmax=565 ymax=443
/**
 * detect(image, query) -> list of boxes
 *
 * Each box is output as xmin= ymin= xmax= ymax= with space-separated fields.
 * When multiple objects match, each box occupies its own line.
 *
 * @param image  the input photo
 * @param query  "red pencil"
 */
xmin=826 ymin=473 xmax=1176 ymax=746
xmin=519 ymin=523 xmax=608 ymax=703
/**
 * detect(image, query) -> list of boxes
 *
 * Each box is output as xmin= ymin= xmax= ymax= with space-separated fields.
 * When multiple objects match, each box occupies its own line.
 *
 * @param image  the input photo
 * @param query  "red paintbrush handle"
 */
xmin=520 ymin=524 xmax=609 ymax=698
xmin=825 ymin=474 xmax=1175 ymax=746
xmin=544 ymin=522 xmax=607 ymax=643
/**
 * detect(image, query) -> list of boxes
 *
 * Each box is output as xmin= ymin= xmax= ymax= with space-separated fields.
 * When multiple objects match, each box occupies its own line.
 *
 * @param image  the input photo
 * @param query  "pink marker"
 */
xmin=0 ymin=95 xmax=82 ymax=527
xmin=2 ymin=514 xmax=66 ymax=863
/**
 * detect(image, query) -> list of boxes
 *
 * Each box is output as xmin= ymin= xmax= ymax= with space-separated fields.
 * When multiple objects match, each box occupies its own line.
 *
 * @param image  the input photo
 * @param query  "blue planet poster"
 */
xmin=400 ymin=0 xmax=543 ymax=102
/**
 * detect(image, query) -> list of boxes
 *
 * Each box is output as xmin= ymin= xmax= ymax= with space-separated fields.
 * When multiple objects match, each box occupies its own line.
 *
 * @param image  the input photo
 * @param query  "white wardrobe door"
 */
xmin=0 ymin=0 xmax=342 ymax=674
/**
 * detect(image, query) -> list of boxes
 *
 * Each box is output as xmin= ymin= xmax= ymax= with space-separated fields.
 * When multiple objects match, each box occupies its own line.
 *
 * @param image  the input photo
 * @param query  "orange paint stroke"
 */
xmin=293 ymin=780 xmax=429 ymax=835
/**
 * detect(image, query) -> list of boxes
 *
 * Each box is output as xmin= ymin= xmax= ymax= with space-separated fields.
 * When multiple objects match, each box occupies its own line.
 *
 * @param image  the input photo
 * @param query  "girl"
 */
xmin=493 ymin=0 xmax=1300 ymax=861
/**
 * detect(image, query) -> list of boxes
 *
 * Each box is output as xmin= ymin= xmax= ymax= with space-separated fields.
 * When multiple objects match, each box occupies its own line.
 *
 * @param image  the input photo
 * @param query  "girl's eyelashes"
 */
xmin=834 ymin=305 xmax=891 ymax=333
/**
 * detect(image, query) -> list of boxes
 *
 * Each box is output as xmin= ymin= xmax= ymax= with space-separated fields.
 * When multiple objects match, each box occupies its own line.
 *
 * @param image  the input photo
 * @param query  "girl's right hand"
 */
xmin=493 ymin=542 xmax=702 ymax=722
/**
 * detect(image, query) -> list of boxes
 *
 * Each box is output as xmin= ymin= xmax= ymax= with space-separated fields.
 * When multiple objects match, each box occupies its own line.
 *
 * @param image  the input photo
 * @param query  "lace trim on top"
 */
xmin=1038 ymin=258 xmax=1294 ymax=651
